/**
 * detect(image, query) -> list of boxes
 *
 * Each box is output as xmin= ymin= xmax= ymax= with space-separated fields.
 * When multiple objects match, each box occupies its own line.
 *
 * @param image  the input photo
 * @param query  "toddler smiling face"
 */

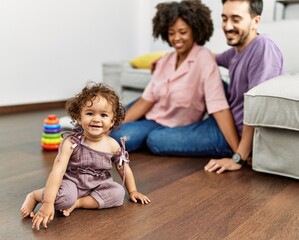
xmin=78 ymin=95 xmax=115 ymax=139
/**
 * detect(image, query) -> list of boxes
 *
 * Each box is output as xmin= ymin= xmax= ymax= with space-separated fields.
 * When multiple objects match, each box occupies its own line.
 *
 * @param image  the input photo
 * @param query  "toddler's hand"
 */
xmin=129 ymin=191 xmax=151 ymax=204
xmin=32 ymin=202 xmax=55 ymax=230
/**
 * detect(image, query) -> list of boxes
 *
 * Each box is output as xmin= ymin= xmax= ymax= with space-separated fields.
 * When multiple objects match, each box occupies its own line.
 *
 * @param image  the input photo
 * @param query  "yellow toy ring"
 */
xmin=41 ymin=137 xmax=62 ymax=145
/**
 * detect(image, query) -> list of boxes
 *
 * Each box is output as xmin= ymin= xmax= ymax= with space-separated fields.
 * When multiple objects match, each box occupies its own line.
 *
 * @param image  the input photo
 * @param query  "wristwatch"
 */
xmin=232 ymin=153 xmax=247 ymax=165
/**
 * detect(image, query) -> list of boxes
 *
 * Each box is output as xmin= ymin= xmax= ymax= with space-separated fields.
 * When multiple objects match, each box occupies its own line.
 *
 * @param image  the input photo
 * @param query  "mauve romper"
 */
xmin=52 ymin=132 xmax=126 ymax=210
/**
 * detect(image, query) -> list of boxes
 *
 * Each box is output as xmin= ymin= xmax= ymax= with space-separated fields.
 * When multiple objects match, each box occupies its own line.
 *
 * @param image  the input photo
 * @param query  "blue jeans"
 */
xmin=110 ymin=119 xmax=162 ymax=152
xmin=110 ymin=116 xmax=232 ymax=157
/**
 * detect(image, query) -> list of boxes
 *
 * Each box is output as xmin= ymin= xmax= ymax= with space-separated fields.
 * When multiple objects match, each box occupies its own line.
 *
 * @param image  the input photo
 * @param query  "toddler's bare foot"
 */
xmin=62 ymin=201 xmax=78 ymax=217
xmin=20 ymin=192 xmax=38 ymax=218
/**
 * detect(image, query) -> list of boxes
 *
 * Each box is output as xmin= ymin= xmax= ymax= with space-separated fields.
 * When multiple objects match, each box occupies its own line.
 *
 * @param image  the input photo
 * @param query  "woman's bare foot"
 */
xmin=62 ymin=200 xmax=79 ymax=217
xmin=20 ymin=192 xmax=38 ymax=218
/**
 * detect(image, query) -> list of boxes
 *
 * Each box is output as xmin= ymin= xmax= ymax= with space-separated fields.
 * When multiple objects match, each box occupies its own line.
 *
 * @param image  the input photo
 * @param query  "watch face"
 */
xmin=232 ymin=153 xmax=241 ymax=163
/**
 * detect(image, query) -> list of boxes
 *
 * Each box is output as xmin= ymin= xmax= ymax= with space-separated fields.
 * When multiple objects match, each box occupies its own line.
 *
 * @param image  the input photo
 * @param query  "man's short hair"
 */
xmin=222 ymin=0 xmax=263 ymax=17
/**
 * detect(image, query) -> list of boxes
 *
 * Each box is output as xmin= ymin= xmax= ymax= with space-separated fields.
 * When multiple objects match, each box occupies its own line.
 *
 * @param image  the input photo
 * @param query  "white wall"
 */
xmin=284 ymin=4 xmax=299 ymax=19
xmin=0 ymin=0 xmax=297 ymax=107
xmin=0 ymin=0 xmax=140 ymax=106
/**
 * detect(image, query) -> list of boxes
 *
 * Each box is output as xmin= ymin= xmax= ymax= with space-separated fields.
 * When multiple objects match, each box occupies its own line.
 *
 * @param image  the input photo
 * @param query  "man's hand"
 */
xmin=150 ymin=58 xmax=160 ymax=74
xmin=204 ymin=158 xmax=242 ymax=174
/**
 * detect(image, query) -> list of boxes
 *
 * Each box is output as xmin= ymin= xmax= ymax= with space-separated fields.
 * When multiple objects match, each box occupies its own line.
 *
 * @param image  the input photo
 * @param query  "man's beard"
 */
xmin=225 ymin=29 xmax=250 ymax=47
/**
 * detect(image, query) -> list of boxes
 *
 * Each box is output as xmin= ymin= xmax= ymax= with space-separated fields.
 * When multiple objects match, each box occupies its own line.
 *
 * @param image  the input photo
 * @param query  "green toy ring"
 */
xmin=42 ymin=132 xmax=62 ymax=139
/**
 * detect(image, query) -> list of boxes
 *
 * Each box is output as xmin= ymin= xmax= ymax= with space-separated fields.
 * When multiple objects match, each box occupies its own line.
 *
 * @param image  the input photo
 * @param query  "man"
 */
xmin=204 ymin=0 xmax=284 ymax=173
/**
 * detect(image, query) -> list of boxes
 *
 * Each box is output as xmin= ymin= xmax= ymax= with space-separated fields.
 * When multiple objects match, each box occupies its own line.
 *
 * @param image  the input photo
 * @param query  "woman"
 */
xmin=111 ymin=0 xmax=239 ymax=157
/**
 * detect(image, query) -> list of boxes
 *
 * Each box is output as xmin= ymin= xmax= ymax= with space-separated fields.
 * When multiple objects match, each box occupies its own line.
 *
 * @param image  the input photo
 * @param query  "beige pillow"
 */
xmin=130 ymin=51 xmax=167 ymax=69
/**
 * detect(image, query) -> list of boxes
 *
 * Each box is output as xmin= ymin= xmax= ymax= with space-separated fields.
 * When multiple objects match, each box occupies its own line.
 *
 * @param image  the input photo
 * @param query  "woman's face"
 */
xmin=168 ymin=17 xmax=194 ymax=57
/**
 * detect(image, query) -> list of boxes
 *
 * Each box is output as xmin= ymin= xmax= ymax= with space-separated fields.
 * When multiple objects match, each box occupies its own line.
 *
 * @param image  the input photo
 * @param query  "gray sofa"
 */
xmin=102 ymin=20 xmax=299 ymax=179
xmin=102 ymin=62 xmax=151 ymax=104
xmin=244 ymin=74 xmax=299 ymax=179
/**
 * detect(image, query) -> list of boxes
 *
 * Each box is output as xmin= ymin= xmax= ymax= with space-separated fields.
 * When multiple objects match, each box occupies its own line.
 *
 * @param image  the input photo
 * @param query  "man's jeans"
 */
xmin=110 ymin=116 xmax=232 ymax=157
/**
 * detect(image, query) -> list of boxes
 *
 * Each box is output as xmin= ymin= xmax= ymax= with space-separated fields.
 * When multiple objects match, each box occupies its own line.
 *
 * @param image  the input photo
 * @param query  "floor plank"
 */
xmin=0 ymin=109 xmax=298 ymax=240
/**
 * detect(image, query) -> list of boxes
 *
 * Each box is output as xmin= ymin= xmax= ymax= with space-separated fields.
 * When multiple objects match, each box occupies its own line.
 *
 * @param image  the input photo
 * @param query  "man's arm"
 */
xmin=234 ymin=124 xmax=254 ymax=162
xmin=213 ymin=108 xmax=239 ymax=152
xmin=204 ymin=124 xmax=254 ymax=174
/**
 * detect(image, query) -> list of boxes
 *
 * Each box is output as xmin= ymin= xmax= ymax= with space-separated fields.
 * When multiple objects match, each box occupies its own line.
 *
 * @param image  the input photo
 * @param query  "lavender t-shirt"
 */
xmin=216 ymin=34 xmax=284 ymax=135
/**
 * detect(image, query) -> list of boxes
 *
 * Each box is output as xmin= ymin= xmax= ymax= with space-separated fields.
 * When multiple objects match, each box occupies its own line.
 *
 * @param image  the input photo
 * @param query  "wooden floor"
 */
xmin=0 ymin=108 xmax=298 ymax=240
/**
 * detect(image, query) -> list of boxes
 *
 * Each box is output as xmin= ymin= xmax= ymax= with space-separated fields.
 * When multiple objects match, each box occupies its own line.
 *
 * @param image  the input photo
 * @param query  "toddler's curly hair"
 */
xmin=65 ymin=82 xmax=125 ymax=129
xmin=152 ymin=0 xmax=213 ymax=46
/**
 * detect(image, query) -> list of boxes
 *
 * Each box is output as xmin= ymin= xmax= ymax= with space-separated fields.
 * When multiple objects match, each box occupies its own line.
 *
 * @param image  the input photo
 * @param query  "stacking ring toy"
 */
xmin=41 ymin=114 xmax=62 ymax=151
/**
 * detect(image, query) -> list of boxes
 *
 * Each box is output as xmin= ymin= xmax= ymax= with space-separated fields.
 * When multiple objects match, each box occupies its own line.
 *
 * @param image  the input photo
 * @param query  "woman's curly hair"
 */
xmin=65 ymin=82 xmax=125 ymax=129
xmin=152 ymin=0 xmax=213 ymax=46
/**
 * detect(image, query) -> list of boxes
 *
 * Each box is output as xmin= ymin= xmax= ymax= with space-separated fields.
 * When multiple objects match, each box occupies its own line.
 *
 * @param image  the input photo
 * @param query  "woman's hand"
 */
xmin=32 ymin=202 xmax=55 ymax=230
xmin=129 ymin=191 xmax=151 ymax=204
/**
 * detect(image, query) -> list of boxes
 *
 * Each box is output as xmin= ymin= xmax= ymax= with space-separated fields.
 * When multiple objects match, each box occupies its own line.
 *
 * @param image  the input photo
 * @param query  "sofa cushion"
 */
xmin=244 ymin=73 xmax=299 ymax=131
xmin=120 ymin=63 xmax=151 ymax=90
xmin=130 ymin=51 xmax=167 ymax=69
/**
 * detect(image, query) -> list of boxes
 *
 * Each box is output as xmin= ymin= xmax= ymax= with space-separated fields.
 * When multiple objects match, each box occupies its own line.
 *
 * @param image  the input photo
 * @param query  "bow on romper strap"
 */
xmin=58 ymin=129 xmax=85 ymax=149
xmin=117 ymin=137 xmax=130 ymax=185
xmin=56 ymin=131 xmax=82 ymax=160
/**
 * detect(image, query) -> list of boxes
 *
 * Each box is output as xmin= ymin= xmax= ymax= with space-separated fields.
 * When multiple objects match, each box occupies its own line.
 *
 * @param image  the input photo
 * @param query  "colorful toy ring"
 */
xmin=44 ymin=124 xmax=61 ymax=130
xmin=42 ymin=132 xmax=62 ymax=139
xmin=43 ymin=128 xmax=61 ymax=133
xmin=44 ymin=118 xmax=59 ymax=125
xmin=41 ymin=137 xmax=62 ymax=145
xmin=41 ymin=143 xmax=60 ymax=150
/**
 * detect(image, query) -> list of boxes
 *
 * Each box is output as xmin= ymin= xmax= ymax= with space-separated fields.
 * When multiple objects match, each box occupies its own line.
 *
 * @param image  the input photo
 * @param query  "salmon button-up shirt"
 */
xmin=142 ymin=44 xmax=229 ymax=127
